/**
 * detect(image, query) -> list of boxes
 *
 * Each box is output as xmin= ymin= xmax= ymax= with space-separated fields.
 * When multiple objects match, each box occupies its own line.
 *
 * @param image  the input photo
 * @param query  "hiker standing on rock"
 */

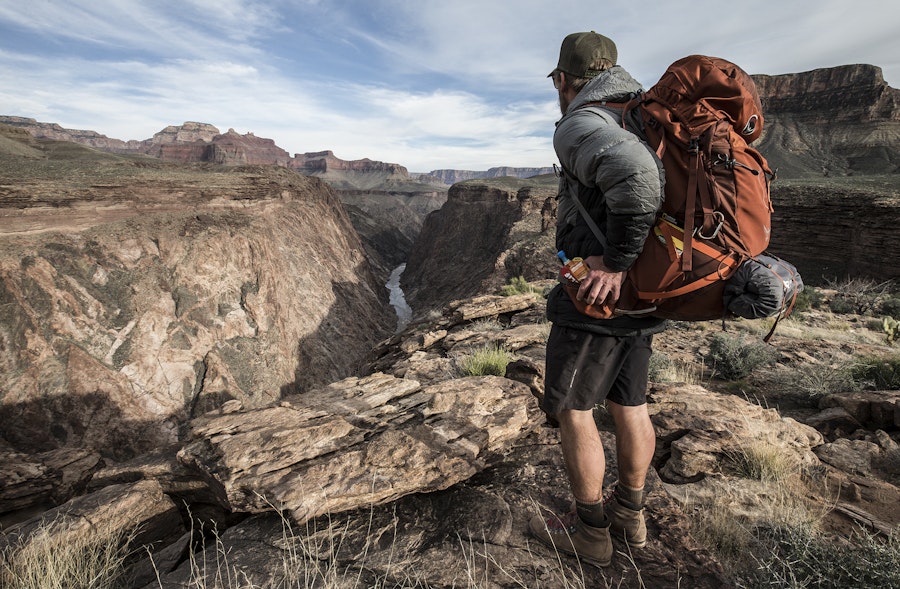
xmin=530 ymin=31 xmax=667 ymax=567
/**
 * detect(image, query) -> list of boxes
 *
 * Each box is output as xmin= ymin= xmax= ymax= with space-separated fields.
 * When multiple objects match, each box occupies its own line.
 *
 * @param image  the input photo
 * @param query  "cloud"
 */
xmin=1 ymin=0 xmax=898 ymax=172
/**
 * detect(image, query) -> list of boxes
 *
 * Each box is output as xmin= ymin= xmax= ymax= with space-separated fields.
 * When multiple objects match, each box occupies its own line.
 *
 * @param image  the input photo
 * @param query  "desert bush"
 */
xmin=791 ymin=285 xmax=823 ymax=313
xmin=825 ymin=277 xmax=894 ymax=315
xmin=458 ymin=344 xmax=512 ymax=377
xmin=499 ymin=276 xmax=542 ymax=297
xmin=705 ymin=334 xmax=779 ymax=380
xmin=774 ymin=357 xmax=858 ymax=400
xmin=851 ymin=354 xmax=900 ymax=389
xmin=739 ymin=525 xmax=900 ymax=589
xmin=648 ymin=352 xmax=673 ymax=382
xmin=878 ymin=296 xmax=900 ymax=319
xmin=828 ymin=296 xmax=856 ymax=314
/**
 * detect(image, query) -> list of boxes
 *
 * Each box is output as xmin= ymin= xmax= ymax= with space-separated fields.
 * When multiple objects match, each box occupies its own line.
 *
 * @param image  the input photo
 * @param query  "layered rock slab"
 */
xmin=177 ymin=372 xmax=540 ymax=522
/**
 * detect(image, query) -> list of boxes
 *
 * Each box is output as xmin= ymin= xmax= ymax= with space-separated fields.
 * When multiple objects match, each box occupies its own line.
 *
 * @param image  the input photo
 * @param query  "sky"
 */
xmin=1 ymin=1 xmax=898 ymax=173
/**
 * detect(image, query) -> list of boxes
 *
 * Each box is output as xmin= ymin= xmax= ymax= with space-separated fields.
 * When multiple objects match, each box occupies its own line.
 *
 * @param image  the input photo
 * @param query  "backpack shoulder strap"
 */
xmin=558 ymin=164 xmax=608 ymax=249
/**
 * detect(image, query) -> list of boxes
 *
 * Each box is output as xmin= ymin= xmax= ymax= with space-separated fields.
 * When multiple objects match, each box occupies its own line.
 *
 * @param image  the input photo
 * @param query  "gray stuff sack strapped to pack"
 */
xmin=724 ymin=254 xmax=803 ymax=320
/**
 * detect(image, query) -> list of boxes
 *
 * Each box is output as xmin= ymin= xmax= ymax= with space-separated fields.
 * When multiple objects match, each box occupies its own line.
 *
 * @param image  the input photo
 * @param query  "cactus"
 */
xmin=884 ymin=316 xmax=900 ymax=345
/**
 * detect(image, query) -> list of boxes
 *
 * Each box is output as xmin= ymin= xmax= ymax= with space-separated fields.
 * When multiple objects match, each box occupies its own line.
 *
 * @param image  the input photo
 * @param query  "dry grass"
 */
xmin=1 ymin=518 xmax=135 ymax=589
xmin=648 ymin=352 xmax=707 ymax=385
xmin=725 ymin=440 xmax=801 ymax=484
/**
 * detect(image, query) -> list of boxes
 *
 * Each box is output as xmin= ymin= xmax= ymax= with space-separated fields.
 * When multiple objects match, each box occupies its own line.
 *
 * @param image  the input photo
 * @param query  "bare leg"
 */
xmin=557 ymin=409 xmax=605 ymax=502
xmin=606 ymin=401 xmax=655 ymax=489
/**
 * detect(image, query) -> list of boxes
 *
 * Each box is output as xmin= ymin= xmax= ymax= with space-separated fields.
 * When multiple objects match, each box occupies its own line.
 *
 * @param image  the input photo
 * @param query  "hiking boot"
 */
xmin=605 ymin=490 xmax=647 ymax=548
xmin=528 ymin=510 xmax=612 ymax=567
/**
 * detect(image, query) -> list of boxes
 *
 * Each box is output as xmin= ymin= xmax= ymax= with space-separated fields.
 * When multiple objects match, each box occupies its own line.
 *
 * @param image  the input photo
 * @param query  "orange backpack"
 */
xmin=565 ymin=55 xmax=776 ymax=321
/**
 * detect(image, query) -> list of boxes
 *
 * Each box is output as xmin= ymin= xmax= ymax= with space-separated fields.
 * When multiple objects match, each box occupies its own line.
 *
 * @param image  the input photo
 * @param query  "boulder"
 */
xmin=650 ymin=384 xmax=824 ymax=484
xmin=819 ymin=390 xmax=900 ymax=430
xmin=177 ymin=373 xmax=540 ymax=521
xmin=1 ymin=479 xmax=184 ymax=580
xmin=0 ymin=447 xmax=103 ymax=524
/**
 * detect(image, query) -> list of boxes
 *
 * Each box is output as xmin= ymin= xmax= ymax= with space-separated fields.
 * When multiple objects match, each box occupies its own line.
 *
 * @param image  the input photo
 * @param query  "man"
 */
xmin=529 ymin=31 xmax=667 ymax=568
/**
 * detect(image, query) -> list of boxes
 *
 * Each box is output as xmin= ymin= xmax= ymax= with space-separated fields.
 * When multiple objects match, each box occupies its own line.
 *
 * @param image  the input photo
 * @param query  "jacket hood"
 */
xmin=566 ymin=66 xmax=645 ymax=113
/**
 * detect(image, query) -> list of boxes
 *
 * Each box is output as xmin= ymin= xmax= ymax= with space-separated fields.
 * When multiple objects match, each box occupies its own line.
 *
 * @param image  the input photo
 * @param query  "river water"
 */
xmin=386 ymin=263 xmax=413 ymax=332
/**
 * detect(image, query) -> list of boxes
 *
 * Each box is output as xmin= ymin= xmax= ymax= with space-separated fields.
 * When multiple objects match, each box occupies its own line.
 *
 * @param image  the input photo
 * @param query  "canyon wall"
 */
xmin=753 ymin=64 xmax=900 ymax=177
xmin=0 ymin=130 xmax=395 ymax=459
xmin=421 ymin=166 xmax=555 ymax=185
xmin=401 ymin=178 xmax=557 ymax=314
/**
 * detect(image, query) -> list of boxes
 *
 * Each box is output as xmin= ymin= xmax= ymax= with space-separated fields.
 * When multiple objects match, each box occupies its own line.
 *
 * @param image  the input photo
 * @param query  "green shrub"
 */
xmin=791 ymin=286 xmax=822 ymax=313
xmin=458 ymin=345 xmax=512 ymax=377
xmin=705 ymin=333 xmax=778 ymax=380
xmin=499 ymin=276 xmax=541 ymax=297
xmin=775 ymin=358 xmax=858 ymax=400
xmin=828 ymin=296 xmax=855 ymax=315
xmin=740 ymin=525 xmax=900 ymax=589
xmin=648 ymin=352 xmax=674 ymax=382
xmin=851 ymin=354 xmax=900 ymax=389
xmin=879 ymin=296 xmax=900 ymax=320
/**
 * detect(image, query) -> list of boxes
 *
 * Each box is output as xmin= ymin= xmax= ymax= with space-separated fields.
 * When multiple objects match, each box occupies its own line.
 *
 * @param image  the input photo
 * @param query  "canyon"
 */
xmin=1 ymin=61 xmax=899 ymax=587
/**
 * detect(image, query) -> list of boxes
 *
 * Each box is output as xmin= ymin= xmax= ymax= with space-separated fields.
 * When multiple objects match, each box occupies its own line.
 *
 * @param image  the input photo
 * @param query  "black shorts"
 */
xmin=542 ymin=324 xmax=653 ymax=415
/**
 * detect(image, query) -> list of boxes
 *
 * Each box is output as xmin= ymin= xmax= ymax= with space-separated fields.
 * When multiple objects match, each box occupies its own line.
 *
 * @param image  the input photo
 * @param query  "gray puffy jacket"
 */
xmin=549 ymin=66 xmax=667 ymax=336
xmin=554 ymin=66 xmax=664 ymax=271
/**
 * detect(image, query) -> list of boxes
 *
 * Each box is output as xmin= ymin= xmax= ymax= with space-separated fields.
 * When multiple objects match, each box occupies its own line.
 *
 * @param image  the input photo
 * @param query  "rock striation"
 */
xmin=766 ymin=179 xmax=900 ymax=281
xmin=421 ymin=166 xmax=556 ymax=185
xmin=753 ymin=64 xmax=900 ymax=177
xmin=0 ymin=131 xmax=395 ymax=460
xmin=291 ymin=150 xmax=409 ymax=175
xmin=401 ymin=178 xmax=557 ymax=315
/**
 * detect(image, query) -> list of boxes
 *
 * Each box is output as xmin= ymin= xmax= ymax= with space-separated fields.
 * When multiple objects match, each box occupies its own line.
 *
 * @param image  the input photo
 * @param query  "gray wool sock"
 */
xmin=575 ymin=498 xmax=609 ymax=528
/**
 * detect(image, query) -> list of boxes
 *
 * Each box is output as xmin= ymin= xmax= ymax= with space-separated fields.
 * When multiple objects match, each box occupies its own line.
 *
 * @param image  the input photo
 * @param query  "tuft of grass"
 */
xmin=689 ymin=503 xmax=753 ymax=561
xmin=648 ymin=352 xmax=705 ymax=384
xmin=499 ymin=276 xmax=543 ymax=297
xmin=457 ymin=344 xmax=512 ymax=377
xmin=1 ymin=518 xmax=135 ymax=589
xmin=468 ymin=318 xmax=504 ymax=332
xmin=705 ymin=333 xmax=779 ymax=380
xmin=725 ymin=440 xmax=799 ymax=483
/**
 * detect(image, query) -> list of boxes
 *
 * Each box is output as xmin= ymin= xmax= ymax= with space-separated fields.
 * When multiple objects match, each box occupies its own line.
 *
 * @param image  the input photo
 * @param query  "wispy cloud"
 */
xmin=1 ymin=0 xmax=898 ymax=171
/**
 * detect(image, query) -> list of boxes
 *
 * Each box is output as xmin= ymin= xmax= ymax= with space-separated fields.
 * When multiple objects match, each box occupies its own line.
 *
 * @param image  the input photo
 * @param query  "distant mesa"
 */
xmin=0 ymin=117 xmax=550 ymax=185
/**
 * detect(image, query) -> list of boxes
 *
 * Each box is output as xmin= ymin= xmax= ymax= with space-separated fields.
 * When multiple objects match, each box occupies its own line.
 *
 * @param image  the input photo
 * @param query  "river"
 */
xmin=386 ymin=263 xmax=413 ymax=332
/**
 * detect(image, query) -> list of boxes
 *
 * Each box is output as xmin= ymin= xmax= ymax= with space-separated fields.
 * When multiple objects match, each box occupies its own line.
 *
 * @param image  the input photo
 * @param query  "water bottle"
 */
xmin=558 ymin=250 xmax=589 ymax=283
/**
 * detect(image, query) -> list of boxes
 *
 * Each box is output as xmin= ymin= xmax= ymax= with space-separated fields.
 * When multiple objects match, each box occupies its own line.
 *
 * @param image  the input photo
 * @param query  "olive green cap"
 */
xmin=549 ymin=31 xmax=617 ymax=79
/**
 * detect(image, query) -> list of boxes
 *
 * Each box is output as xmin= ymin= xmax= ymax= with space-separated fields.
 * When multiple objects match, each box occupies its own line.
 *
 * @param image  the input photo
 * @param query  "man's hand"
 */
xmin=577 ymin=255 xmax=626 ymax=305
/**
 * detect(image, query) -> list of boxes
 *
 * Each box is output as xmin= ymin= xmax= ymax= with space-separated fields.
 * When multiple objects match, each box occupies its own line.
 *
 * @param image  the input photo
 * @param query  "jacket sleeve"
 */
xmin=554 ymin=108 xmax=663 ymax=271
